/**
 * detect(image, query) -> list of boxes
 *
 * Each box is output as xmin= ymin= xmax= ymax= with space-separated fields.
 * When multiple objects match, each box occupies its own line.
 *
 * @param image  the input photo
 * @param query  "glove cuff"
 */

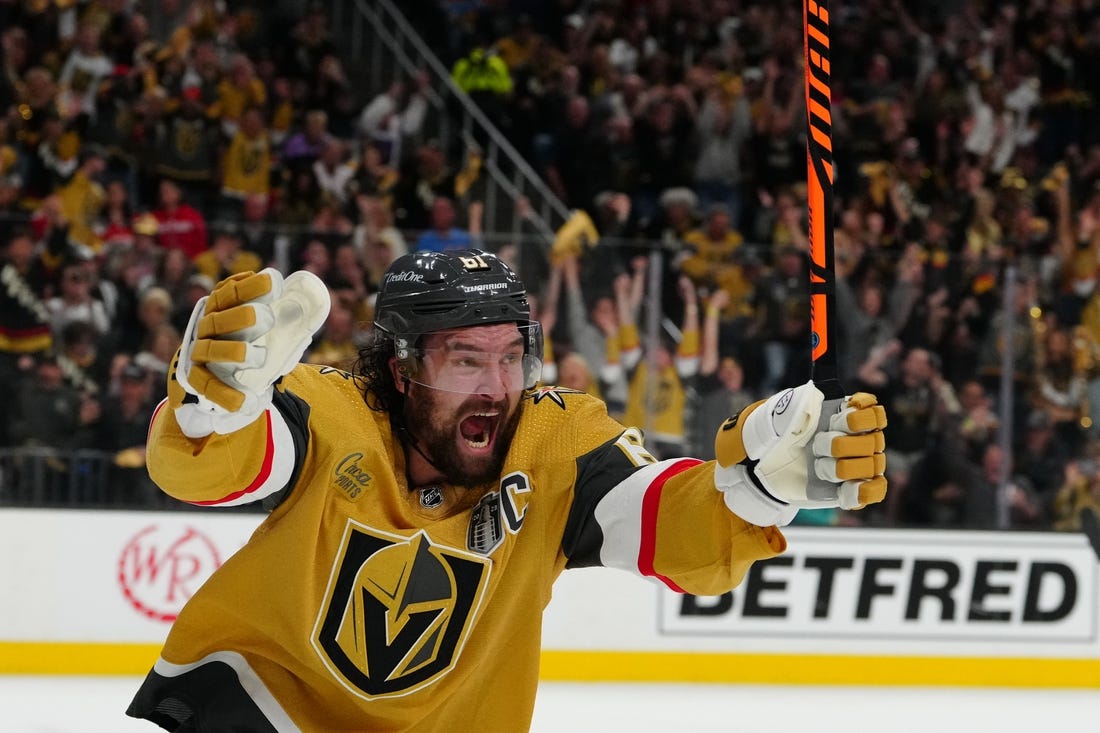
xmin=714 ymin=462 xmax=800 ymax=527
xmin=174 ymin=389 xmax=273 ymax=438
xmin=168 ymin=340 xmax=273 ymax=438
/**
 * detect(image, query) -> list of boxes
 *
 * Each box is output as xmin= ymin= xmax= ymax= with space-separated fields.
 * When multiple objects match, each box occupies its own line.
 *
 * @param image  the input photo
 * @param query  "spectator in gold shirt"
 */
xmin=219 ymin=106 xmax=271 ymax=220
xmin=680 ymin=203 xmax=752 ymax=319
xmin=193 ymin=224 xmax=261 ymax=284
xmin=214 ymin=53 xmax=266 ymax=138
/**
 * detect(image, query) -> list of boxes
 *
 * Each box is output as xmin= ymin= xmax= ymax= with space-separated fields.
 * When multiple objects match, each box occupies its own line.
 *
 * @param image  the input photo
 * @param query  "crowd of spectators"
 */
xmin=432 ymin=0 xmax=1100 ymax=533
xmin=1 ymin=0 xmax=1099 ymax=534
xmin=0 ymin=0 xmax=430 ymax=504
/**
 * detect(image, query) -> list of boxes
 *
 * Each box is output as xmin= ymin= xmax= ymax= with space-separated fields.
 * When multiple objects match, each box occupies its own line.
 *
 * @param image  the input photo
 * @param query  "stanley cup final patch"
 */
xmin=467 ymin=472 xmax=533 ymax=555
xmin=311 ymin=522 xmax=491 ymax=700
xmin=468 ymin=491 xmax=504 ymax=555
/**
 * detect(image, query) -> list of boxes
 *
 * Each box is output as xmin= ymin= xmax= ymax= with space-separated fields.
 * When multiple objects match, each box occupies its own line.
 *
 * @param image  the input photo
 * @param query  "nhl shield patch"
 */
xmin=312 ymin=522 xmax=491 ymax=700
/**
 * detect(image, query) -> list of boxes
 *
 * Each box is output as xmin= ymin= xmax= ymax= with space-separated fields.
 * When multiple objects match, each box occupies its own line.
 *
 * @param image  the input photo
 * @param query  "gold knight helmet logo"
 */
xmin=312 ymin=522 xmax=490 ymax=699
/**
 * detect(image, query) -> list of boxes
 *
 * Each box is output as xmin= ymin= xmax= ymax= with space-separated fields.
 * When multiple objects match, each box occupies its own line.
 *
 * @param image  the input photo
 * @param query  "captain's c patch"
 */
xmin=312 ymin=522 xmax=491 ymax=700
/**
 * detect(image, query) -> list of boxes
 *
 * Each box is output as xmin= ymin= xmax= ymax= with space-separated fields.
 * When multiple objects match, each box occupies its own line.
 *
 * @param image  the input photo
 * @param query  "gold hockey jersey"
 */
xmin=128 ymin=365 xmax=785 ymax=732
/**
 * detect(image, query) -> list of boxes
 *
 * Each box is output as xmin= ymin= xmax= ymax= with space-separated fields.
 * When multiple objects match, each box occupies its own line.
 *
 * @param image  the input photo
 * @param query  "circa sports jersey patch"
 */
xmin=526 ymin=385 xmax=583 ymax=410
xmin=311 ymin=522 xmax=490 ymax=700
xmin=333 ymin=453 xmax=372 ymax=500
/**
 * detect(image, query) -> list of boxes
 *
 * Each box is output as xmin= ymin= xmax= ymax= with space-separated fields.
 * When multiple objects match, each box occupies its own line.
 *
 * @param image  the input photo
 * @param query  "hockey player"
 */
xmin=127 ymin=249 xmax=887 ymax=731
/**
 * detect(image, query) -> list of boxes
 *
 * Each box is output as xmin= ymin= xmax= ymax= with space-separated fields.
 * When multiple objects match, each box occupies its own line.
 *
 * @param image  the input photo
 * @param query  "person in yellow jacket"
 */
xmin=680 ymin=203 xmax=753 ymax=319
xmin=220 ymin=107 xmax=272 ymax=201
xmin=452 ymin=46 xmax=513 ymax=97
xmin=127 ymin=249 xmax=887 ymax=731
xmin=621 ymin=272 xmax=701 ymax=459
xmin=191 ymin=224 xmax=262 ymax=283
xmin=55 ymin=147 xmax=107 ymax=255
xmin=1052 ymin=458 xmax=1100 ymax=532
xmin=213 ymin=54 xmax=267 ymax=138
xmin=451 ymin=45 xmax=513 ymax=141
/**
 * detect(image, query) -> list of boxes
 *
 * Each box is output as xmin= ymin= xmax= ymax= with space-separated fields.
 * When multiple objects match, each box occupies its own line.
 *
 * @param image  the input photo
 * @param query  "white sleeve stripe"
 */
xmin=591 ymin=458 xmax=693 ymax=574
xmin=152 ymin=650 xmax=300 ymax=732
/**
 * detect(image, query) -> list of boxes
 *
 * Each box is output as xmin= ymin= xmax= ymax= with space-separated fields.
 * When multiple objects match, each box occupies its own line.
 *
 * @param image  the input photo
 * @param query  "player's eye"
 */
xmin=452 ymin=353 xmax=485 ymax=369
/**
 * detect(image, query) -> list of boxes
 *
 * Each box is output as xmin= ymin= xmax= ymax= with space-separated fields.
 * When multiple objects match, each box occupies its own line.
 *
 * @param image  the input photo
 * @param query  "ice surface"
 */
xmin=0 ymin=676 xmax=1097 ymax=732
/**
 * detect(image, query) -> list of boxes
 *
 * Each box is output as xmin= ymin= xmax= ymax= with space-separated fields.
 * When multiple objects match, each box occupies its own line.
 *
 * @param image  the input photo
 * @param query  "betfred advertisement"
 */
xmin=659 ymin=528 xmax=1098 ymax=643
xmin=2 ymin=510 xmax=1099 ymax=680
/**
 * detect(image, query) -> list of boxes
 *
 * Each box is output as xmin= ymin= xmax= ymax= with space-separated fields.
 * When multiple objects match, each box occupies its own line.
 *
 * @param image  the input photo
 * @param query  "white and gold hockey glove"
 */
xmin=714 ymin=381 xmax=887 ymax=526
xmin=170 ymin=268 xmax=330 ymax=438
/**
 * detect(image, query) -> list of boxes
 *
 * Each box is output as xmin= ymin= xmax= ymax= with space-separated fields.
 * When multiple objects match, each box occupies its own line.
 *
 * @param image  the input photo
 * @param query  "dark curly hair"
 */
xmin=352 ymin=326 xmax=404 ymax=416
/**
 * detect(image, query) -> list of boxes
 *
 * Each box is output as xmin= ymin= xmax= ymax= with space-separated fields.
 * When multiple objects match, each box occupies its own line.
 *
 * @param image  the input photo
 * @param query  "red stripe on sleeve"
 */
xmin=191 ymin=411 xmax=276 ymax=506
xmin=637 ymin=458 xmax=703 ymax=593
xmin=148 ymin=398 xmax=167 ymax=442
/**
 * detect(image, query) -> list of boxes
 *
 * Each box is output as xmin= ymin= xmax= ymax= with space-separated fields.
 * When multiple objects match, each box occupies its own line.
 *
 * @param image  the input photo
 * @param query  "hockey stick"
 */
xmin=803 ymin=0 xmax=844 ymax=404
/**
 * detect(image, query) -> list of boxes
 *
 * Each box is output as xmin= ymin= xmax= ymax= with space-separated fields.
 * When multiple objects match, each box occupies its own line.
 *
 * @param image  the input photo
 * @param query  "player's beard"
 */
xmin=404 ymin=386 xmax=524 ymax=489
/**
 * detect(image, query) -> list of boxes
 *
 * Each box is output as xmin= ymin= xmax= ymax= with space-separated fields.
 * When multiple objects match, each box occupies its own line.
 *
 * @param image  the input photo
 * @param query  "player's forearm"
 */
xmin=146 ymin=403 xmax=288 ymax=506
xmin=650 ymin=465 xmax=787 ymax=596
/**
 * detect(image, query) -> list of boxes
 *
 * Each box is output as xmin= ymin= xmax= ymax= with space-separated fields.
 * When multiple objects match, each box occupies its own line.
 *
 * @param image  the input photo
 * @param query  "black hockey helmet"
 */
xmin=374 ymin=249 xmax=543 ymax=390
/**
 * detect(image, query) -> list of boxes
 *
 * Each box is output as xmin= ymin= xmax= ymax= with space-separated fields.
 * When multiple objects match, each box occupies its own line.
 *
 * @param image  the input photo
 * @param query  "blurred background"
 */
xmin=1 ymin=0 xmax=1099 ymax=542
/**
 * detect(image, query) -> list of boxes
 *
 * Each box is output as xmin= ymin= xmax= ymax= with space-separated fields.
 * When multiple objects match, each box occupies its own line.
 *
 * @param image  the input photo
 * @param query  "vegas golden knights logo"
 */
xmin=312 ymin=522 xmax=490 ymax=700
xmin=174 ymin=120 xmax=201 ymax=158
xmin=241 ymin=141 xmax=264 ymax=175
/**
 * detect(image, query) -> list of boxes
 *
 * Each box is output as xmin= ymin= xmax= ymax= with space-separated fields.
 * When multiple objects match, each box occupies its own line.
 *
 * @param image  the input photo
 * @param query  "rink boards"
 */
xmin=2 ymin=509 xmax=1098 ymax=687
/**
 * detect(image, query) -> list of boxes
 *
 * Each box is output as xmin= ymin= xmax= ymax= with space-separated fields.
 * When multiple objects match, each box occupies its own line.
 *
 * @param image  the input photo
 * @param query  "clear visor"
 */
xmin=407 ymin=347 xmax=542 ymax=394
xmin=393 ymin=322 xmax=543 ymax=395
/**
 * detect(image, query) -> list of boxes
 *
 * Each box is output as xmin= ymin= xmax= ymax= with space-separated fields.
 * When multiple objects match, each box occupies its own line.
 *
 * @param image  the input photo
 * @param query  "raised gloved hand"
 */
xmin=714 ymin=381 xmax=887 ymax=526
xmin=171 ymin=268 xmax=330 ymax=437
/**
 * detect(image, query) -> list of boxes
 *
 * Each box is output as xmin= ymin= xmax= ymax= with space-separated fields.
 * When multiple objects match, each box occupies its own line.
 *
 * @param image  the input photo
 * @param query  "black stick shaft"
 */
xmin=804 ymin=0 xmax=844 ymax=401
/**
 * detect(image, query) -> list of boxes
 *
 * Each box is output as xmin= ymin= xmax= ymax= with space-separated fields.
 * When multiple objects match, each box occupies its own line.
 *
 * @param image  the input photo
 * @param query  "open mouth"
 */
xmin=459 ymin=411 xmax=499 ymax=450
